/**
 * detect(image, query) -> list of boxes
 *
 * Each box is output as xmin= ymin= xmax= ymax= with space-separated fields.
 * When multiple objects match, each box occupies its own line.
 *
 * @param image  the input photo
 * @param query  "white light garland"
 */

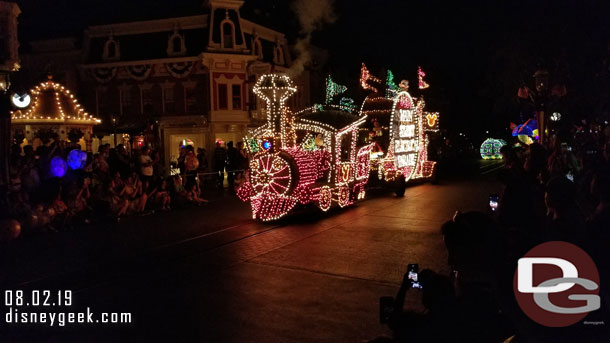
xmin=11 ymin=79 xmax=101 ymax=125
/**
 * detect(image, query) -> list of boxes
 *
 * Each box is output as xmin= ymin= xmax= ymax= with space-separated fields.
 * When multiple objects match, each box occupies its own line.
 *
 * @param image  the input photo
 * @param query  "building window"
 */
xmin=96 ymin=87 xmax=108 ymax=116
xmin=252 ymin=36 xmax=262 ymax=59
xmin=248 ymin=86 xmax=257 ymax=111
xmin=232 ymin=84 xmax=242 ymax=110
xmin=122 ymin=89 xmax=131 ymax=107
xmin=185 ymin=86 xmax=198 ymax=113
xmin=218 ymin=84 xmax=228 ymax=110
xmin=120 ymin=86 xmax=132 ymax=115
xmin=107 ymin=43 xmax=116 ymax=58
xmin=163 ymin=87 xmax=175 ymax=113
xmin=274 ymin=45 xmax=285 ymax=66
xmin=142 ymin=88 xmax=153 ymax=114
xmin=103 ymin=35 xmax=120 ymax=61
xmin=221 ymin=21 xmax=234 ymax=49
xmin=172 ymin=37 xmax=182 ymax=53
xmin=167 ymin=30 xmax=186 ymax=57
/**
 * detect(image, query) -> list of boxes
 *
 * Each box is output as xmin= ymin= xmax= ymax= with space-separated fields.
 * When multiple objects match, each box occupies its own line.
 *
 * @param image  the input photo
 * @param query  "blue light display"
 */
xmin=67 ymin=149 xmax=87 ymax=170
xmin=50 ymin=156 xmax=68 ymax=178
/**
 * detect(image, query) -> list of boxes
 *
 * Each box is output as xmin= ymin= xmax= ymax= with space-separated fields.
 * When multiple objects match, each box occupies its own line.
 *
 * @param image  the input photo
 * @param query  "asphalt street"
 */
xmin=1 ymin=160 xmax=504 ymax=342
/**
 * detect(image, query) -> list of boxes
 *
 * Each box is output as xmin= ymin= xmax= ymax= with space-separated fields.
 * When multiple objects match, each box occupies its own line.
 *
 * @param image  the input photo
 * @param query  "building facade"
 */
xmin=21 ymin=0 xmax=317 ymax=168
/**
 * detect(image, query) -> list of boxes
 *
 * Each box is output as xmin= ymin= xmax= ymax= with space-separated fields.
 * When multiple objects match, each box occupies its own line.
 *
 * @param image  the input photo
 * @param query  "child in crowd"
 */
xmin=186 ymin=183 xmax=209 ymax=205
xmin=150 ymin=179 xmax=172 ymax=211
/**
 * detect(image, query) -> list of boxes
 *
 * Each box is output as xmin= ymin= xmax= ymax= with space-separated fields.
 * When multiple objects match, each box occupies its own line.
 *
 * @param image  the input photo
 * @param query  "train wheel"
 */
xmin=250 ymin=154 xmax=292 ymax=196
xmin=318 ymin=186 xmax=332 ymax=211
xmin=337 ymin=186 xmax=350 ymax=208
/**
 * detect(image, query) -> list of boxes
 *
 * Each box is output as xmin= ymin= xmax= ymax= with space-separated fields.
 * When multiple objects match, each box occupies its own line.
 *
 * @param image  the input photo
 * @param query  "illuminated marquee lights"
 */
xmin=390 ymin=91 xmax=420 ymax=180
xmin=375 ymin=89 xmax=435 ymax=182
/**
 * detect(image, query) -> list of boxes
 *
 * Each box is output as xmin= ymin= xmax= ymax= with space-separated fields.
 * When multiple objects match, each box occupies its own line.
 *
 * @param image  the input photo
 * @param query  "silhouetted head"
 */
xmin=23 ymin=145 xmax=34 ymax=155
xmin=591 ymin=173 xmax=610 ymax=204
xmin=545 ymin=176 xmax=576 ymax=215
xmin=524 ymin=142 xmax=547 ymax=175
xmin=441 ymin=211 xmax=501 ymax=273
xmin=419 ymin=269 xmax=455 ymax=311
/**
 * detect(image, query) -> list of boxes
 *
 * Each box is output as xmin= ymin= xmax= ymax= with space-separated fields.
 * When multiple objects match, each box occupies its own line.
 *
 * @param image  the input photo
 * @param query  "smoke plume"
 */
xmin=288 ymin=0 xmax=336 ymax=76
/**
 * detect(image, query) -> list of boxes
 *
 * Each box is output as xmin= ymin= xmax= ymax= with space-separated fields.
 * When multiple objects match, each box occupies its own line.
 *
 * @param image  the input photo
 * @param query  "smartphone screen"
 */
xmin=407 ymin=264 xmax=418 ymax=281
xmin=489 ymin=193 xmax=499 ymax=211
xmin=407 ymin=264 xmax=422 ymax=289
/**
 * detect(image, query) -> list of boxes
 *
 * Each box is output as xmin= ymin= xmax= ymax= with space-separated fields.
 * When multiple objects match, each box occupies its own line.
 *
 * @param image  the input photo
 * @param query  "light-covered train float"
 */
xmin=237 ymin=65 xmax=440 ymax=221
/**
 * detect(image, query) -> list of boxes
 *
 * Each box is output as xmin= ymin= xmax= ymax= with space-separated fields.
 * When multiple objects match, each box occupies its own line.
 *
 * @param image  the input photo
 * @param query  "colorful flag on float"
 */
xmin=325 ymin=75 xmax=347 ymax=104
xmin=418 ymin=66 xmax=429 ymax=89
xmin=360 ymin=63 xmax=381 ymax=93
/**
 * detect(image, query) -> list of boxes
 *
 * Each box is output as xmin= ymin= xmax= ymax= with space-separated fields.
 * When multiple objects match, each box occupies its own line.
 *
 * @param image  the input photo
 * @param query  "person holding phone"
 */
xmin=383 ymin=267 xmax=458 ymax=342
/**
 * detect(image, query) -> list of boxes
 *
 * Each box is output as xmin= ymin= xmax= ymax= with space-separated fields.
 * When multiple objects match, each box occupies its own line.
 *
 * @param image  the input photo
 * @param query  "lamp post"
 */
xmin=0 ymin=1 xmax=20 ymax=207
xmin=0 ymin=77 xmax=11 ymax=206
xmin=533 ymin=69 xmax=549 ymax=146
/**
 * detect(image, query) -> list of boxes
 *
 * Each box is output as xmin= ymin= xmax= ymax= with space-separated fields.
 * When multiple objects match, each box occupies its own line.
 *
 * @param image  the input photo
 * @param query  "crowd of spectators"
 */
xmin=379 ymin=127 xmax=610 ymax=342
xmin=2 ymin=138 xmax=249 ymax=236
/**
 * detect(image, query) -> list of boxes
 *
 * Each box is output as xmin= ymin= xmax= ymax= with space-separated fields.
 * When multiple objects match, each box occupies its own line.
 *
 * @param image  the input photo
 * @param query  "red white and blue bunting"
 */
xmin=165 ymin=61 xmax=195 ymax=79
xmin=92 ymin=67 xmax=117 ymax=83
xmin=126 ymin=64 xmax=153 ymax=81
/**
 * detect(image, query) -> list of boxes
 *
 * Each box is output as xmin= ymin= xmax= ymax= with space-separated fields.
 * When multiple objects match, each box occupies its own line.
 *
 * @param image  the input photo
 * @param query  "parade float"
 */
xmin=238 ymin=65 xmax=440 ymax=221
xmin=480 ymin=138 xmax=507 ymax=159
xmin=358 ymin=64 xmax=439 ymax=196
xmin=511 ymin=118 xmax=539 ymax=145
xmin=237 ymin=74 xmax=373 ymax=221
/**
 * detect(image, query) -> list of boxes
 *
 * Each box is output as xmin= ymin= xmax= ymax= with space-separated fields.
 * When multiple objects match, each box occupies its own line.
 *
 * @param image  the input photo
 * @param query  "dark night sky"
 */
xmin=15 ymin=0 xmax=610 ymax=139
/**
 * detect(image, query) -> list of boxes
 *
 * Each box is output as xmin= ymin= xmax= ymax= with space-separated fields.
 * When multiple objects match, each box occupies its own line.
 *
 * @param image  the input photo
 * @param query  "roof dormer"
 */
xmin=206 ymin=0 xmax=248 ymax=52
xmin=102 ymin=32 xmax=120 ymax=61
xmin=251 ymin=30 xmax=263 ymax=60
xmin=273 ymin=38 xmax=285 ymax=66
xmin=167 ymin=24 xmax=186 ymax=57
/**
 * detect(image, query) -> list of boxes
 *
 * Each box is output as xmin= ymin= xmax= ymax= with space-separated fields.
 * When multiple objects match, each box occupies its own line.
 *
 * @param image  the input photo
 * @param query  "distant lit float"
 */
xmin=480 ymin=138 xmax=507 ymax=159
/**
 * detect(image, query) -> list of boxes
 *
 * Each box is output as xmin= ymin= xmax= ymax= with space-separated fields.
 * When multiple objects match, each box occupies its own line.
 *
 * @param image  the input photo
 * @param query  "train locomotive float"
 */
xmin=237 ymin=66 xmax=439 ymax=221
xmin=237 ymin=74 xmax=373 ymax=221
